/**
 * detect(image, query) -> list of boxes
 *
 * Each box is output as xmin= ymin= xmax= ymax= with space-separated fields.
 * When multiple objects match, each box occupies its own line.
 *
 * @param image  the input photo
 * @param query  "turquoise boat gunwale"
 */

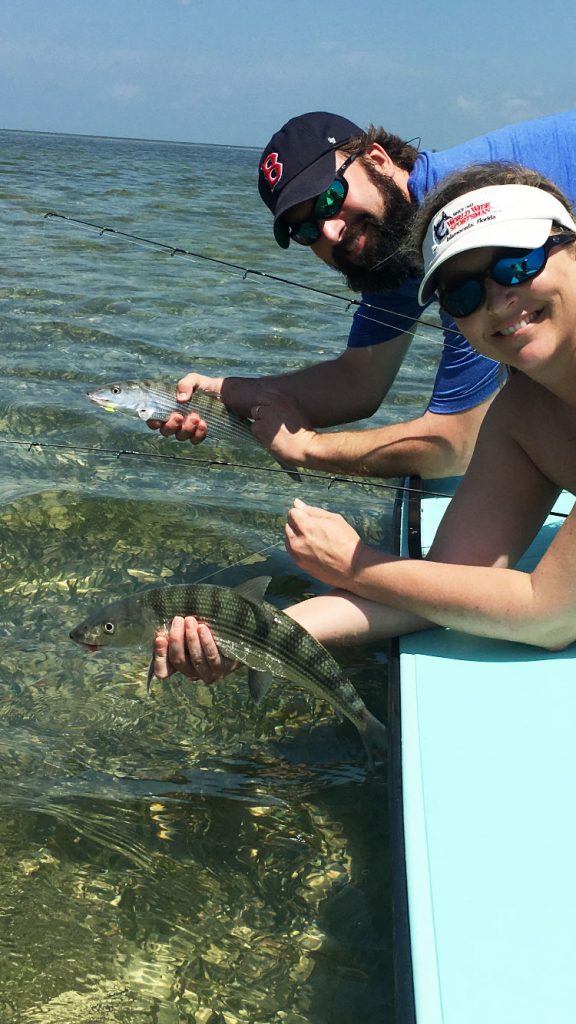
xmin=388 ymin=476 xmax=576 ymax=1024
xmin=389 ymin=475 xmax=422 ymax=1024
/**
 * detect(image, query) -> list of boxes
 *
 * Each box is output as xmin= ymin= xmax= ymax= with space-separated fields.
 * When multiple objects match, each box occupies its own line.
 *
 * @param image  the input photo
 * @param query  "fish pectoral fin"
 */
xmin=145 ymin=652 xmax=155 ymax=697
xmin=137 ymin=407 xmax=156 ymax=421
xmin=247 ymin=669 xmax=274 ymax=704
xmin=234 ymin=575 xmax=272 ymax=604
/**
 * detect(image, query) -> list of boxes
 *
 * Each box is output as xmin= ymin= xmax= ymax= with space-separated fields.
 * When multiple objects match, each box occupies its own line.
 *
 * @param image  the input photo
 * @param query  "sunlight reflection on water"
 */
xmin=0 ymin=129 xmax=439 ymax=1024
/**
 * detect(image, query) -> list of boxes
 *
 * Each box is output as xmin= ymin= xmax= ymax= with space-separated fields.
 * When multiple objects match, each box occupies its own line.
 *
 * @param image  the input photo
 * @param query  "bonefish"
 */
xmin=87 ymin=380 xmax=301 ymax=480
xmin=69 ymin=576 xmax=387 ymax=765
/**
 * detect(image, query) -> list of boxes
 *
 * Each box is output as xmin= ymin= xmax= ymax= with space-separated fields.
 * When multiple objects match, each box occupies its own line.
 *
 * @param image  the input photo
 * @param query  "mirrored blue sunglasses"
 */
xmin=437 ymin=233 xmax=575 ymax=319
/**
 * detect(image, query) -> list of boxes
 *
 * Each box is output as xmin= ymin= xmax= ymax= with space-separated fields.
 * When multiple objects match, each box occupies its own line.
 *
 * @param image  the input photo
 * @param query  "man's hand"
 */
xmin=146 ymin=372 xmax=224 ymax=444
xmin=250 ymin=391 xmax=317 ymax=465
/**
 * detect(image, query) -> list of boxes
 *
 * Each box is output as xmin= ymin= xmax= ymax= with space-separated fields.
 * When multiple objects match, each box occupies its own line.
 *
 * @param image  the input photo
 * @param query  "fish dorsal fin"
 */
xmin=233 ymin=575 xmax=272 ymax=605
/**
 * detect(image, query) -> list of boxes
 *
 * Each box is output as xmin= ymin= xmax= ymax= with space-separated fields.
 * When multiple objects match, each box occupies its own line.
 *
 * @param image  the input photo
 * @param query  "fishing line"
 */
xmin=43 ymin=211 xmax=462 ymax=344
xmin=1 ymin=435 xmax=571 ymax=518
xmin=190 ymin=541 xmax=284 ymax=586
xmin=0 ymin=436 xmax=447 ymax=499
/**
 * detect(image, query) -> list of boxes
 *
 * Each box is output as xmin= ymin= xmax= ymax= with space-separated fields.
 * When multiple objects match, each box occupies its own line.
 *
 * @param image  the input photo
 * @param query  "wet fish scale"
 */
xmin=70 ymin=579 xmax=387 ymax=762
xmin=143 ymin=585 xmax=353 ymax=710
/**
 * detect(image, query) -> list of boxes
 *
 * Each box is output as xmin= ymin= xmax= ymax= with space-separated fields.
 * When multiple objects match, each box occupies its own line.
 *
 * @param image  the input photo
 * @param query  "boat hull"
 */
xmin=390 ymin=478 xmax=576 ymax=1024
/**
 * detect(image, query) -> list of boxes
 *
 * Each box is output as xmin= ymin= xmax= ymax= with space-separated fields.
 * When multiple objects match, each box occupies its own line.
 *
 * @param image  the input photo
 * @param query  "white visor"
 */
xmin=418 ymin=184 xmax=576 ymax=306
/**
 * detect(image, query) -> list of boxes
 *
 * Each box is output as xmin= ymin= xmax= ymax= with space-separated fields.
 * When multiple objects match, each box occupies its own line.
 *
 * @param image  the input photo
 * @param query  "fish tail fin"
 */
xmin=359 ymin=709 xmax=388 ymax=770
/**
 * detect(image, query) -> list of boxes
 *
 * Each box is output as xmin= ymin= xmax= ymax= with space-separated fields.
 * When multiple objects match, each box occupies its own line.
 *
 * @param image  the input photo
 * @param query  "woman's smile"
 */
xmin=496 ymin=310 xmax=542 ymax=337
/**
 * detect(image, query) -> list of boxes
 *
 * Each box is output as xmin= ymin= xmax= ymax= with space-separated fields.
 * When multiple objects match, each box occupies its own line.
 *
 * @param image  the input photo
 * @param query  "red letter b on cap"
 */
xmin=261 ymin=153 xmax=283 ymax=189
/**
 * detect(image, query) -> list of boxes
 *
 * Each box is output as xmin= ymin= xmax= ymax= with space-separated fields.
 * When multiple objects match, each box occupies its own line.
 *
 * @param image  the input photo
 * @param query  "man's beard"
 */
xmin=332 ymin=165 xmax=422 ymax=293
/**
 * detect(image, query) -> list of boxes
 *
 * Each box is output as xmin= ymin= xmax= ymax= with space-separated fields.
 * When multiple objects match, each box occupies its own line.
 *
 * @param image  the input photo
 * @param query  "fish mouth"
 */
xmin=69 ymin=632 xmax=101 ymax=652
xmin=86 ymin=391 xmax=119 ymax=412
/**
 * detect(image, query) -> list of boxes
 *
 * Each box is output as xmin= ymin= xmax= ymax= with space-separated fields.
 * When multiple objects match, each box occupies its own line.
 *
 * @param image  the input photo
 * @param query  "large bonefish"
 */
xmin=70 ymin=576 xmax=387 ymax=765
xmin=87 ymin=380 xmax=301 ymax=481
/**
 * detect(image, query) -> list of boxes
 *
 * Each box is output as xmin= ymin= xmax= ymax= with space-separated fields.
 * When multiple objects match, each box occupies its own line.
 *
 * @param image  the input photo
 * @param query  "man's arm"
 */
xmin=251 ymin=392 xmax=495 ymax=479
xmin=228 ymin=330 xmax=496 ymax=478
xmin=150 ymin=330 xmax=495 ymax=479
xmin=220 ymin=333 xmax=413 ymax=424
xmin=150 ymin=333 xmax=412 ymax=445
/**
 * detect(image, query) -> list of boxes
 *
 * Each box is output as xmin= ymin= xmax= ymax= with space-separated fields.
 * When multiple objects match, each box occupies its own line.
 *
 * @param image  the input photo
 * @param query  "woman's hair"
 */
xmin=410 ymin=161 xmax=576 ymax=258
xmin=340 ymin=124 xmax=420 ymax=172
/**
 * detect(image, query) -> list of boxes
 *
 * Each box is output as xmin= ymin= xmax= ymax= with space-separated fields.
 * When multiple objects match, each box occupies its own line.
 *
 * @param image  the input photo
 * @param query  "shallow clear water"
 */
xmin=0 ymin=129 xmax=442 ymax=1023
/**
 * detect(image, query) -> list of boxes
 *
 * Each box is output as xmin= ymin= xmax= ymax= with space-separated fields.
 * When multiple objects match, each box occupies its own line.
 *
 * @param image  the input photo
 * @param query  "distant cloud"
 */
xmin=0 ymin=38 xmax=148 ymax=76
xmin=456 ymin=92 xmax=542 ymax=125
xmin=504 ymin=96 xmax=532 ymax=110
xmin=503 ymin=96 xmax=540 ymax=116
xmin=107 ymin=82 xmax=142 ymax=101
xmin=456 ymin=95 xmax=484 ymax=114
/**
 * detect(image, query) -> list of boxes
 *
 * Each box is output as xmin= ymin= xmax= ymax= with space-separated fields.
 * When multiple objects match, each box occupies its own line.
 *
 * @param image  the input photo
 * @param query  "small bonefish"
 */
xmin=69 ymin=576 xmax=387 ymax=765
xmin=87 ymin=380 xmax=300 ymax=480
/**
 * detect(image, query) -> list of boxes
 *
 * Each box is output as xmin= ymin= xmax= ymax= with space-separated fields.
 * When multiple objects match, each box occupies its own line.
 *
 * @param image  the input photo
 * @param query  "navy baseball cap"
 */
xmin=258 ymin=111 xmax=362 ymax=248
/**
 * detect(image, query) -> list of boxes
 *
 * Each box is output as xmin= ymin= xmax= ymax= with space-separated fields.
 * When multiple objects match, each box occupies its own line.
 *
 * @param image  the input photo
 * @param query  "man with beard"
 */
xmin=153 ymin=110 xmax=576 ymax=480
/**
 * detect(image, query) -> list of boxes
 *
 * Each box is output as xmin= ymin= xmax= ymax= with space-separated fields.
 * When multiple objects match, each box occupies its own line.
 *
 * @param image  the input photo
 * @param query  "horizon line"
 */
xmin=0 ymin=125 xmax=261 ymax=151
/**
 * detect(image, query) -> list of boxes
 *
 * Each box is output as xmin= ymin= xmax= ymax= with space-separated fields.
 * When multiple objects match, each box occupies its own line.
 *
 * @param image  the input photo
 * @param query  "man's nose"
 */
xmin=319 ymin=216 xmax=346 ymax=245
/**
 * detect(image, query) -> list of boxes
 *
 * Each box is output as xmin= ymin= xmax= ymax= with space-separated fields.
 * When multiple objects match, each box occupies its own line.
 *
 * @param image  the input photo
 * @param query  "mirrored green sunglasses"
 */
xmin=274 ymin=151 xmax=361 ymax=249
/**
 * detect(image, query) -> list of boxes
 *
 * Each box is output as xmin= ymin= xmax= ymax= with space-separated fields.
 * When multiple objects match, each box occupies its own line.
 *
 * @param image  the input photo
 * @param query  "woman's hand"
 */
xmin=153 ymin=616 xmax=238 ymax=683
xmin=285 ymin=498 xmax=364 ymax=589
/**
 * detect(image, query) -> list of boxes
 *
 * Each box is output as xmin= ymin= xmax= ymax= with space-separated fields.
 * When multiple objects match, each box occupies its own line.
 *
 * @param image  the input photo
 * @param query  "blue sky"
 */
xmin=1 ymin=0 xmax=573 ymax=151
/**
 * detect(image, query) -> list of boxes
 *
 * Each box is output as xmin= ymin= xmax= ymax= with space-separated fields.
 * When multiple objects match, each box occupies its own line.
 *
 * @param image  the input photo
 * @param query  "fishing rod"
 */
xmin=1 ymin=435 xmax=572 ymax=518
xmin=43 ymin=211 xmax=460 ymax=340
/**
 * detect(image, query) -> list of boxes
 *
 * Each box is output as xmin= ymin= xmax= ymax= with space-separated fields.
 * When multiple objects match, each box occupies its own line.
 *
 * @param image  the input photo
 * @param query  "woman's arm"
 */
xmin=285 ymin=386 xmax=574 ymax=650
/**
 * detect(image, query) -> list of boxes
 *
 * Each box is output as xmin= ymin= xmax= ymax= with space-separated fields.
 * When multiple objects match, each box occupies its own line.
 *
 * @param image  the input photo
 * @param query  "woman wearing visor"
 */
xmin=154 ymin=163 xmax=576 ymax=682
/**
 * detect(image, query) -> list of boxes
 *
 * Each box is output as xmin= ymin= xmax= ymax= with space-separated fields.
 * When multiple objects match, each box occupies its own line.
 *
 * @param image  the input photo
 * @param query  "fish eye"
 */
xmin=104 ymin=622 xmax=115 ymax=634
xmin=111 ymin=386 xmax=121 ymax=395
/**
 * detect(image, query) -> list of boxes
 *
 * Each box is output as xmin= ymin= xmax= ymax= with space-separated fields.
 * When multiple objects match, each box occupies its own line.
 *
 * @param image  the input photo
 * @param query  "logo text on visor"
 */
xmin=433 ymin=201 xmax=495 ymax=251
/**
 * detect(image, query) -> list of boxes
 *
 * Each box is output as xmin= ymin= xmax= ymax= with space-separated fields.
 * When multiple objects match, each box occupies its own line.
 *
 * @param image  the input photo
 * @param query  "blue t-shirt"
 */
xmin=347 ymin=110 xmax=576 ymax=413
